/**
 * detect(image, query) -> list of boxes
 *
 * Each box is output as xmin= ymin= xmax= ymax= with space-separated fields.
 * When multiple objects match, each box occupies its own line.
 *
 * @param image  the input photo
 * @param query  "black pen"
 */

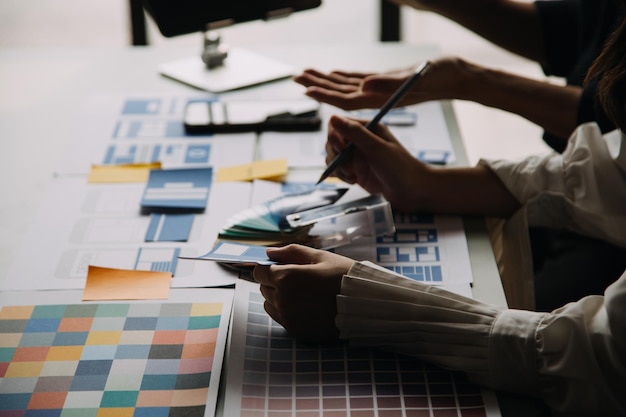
xmin=316 ymin=61 xmax=431 ymax=185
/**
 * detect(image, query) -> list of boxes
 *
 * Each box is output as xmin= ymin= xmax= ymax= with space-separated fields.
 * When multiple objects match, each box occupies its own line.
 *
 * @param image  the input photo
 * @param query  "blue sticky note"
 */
xmin=141 ymin=168 xmax=212 ymax=213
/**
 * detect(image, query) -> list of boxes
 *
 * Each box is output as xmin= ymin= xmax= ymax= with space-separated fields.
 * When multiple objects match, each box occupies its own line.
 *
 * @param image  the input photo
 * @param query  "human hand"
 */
xmin=326 ymin=115 xmax=432 ymax=213
xmin=293 ymin=57 xmax=472 ymax=110
xmin=293 ymin=67 xmax=414 ymax=110
xmin=252 ymin=244 xmax=354 ymax=342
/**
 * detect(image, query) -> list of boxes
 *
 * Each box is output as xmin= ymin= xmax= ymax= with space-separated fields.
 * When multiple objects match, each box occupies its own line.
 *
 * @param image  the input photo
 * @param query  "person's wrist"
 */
xmin=385 ymin=159 xmax=434 ymax=213
xmin=453 ymin=58 xmax=482 ymax=101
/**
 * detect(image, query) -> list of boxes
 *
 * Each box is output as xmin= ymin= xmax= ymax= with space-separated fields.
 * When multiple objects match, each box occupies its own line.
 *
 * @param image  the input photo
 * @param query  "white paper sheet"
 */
xmin=2 ymin=177 xmax=251 ymax=290
xmin=56 ymin=93 xmax=256 ymax=175
xmin=258 ymin=101 xmax=456 ymax=168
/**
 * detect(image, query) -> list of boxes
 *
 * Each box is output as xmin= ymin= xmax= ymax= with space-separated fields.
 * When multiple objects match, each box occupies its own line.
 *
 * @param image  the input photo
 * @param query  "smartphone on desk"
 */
xmin=184 ymin=99 xmax=322 ymax=134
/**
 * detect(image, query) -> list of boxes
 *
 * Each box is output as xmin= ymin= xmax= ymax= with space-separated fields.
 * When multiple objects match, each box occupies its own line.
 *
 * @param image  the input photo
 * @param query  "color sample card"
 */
xmin=0 ymin=288 xmax=233 ymax=417
xmin=224 ymin=280 xmax=502 ymax=417
xmin=182 ymin=242 xmax=275 ymax=266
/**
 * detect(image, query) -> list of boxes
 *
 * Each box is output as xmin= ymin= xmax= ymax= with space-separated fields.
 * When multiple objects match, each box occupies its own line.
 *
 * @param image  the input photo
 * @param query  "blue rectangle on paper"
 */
xmin=122 ymin=99 xmax=161 ymax=115
xmin=141 ymin=168 xmax=212 ymax=213
xmin=151 ymin=145 xmax=161 ymax=162
xmin=145 ymin=214 xmax=194 ymax=242
xmin=432 ymin=266 xmax=443 ymax=281
xmin=134 ymin=247 xmax=180 ymax=274
xmin=103 ymin=144 xmax=137 ymax=165
xmin=185 ymin=144 xmax=211 ymax=164
xmin=417 ymin=150 xmax=449 ymax=165
xmin=113 ymin=121 xmax=185 ymax=139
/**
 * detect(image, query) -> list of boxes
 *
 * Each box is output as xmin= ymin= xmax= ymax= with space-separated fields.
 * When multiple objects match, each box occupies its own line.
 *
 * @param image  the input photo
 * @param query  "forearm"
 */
xmin=414 ymin=164 xmax=521 ymax=218
xmin=405 ymin=0 xmax=546 ymax=63
xmin=338 ymin=263 xmax=626 ymax=414
xmin=459 ymin=61 xmax=581 ymax=143
xmin=336 ymin=262 xmax=543 ymax=396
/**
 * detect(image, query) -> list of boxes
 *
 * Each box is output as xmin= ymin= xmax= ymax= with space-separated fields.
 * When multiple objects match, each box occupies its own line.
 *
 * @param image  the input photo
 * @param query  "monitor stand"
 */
xmin=158 ymin=31 xmax=295 ymax=93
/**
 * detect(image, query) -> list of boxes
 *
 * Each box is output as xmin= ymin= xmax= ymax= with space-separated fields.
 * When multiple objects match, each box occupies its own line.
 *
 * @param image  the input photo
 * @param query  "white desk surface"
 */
xmin=0 ymin=44 xmax=539 ymax=416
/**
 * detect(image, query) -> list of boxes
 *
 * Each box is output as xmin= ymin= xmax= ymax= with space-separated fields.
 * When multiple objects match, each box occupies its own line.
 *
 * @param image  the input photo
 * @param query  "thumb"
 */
xmin=266 ymin=244 xmax=320 ymax=265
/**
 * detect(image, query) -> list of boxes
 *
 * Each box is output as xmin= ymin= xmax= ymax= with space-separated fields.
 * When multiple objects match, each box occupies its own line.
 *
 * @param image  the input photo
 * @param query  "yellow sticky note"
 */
xmin=82 ymin=265 xmax=171 ymax=301
xmin=321 ymin=176 xmax=345 ymax=184
xmin=87 ymin=162 xmax=162 ymax=183
xmin=216 ymin=159 xmax=288 ymax=182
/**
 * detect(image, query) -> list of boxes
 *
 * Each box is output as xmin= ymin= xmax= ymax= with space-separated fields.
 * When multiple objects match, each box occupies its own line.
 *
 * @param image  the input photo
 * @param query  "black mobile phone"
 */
xmin=183 ymin=100 xmax=322 ymax=134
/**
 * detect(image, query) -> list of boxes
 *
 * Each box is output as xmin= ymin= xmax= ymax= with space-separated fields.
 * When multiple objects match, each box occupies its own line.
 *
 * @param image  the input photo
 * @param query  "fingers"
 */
xmin=328 ymin=115 xmax=398 ymax=157
xmin=294 ymin=68 xmax=364 ymax=88
xmin=294 ymin=69 xmax=360 ymax=93
xmin=252 ymin=245 xmax=323 ymax=286
xmin=305 ymin=88 xmax=365 ymax=111
xmin=266 ymin=244 xmax=321 ymax=264
xmin=262 ymin=299 xmax=284 ymax=328
xmin=294 ymin=69 xmax=403 ymax=110
xmin=294 ymin=69 xmax=374 ymax=110
xmin=252 ymin=264 xmax=273 ymax=287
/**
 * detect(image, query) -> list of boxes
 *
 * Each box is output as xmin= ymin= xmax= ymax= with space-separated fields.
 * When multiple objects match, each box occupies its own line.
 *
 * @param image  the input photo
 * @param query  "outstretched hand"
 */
xmin=294 ymin=57 xmax=471 ymax=110
xmin=293 ymin=67 xmax=415 ymax=110
xmin=253 ymin=244 xmax=354 ymax=343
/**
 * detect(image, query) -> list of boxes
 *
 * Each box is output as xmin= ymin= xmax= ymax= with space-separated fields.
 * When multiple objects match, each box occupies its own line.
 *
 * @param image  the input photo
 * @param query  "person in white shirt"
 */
xmin=294 ymin=0 xmax=626 ymax=314
xmin=252 ymin=11 xmax=626 ymax=417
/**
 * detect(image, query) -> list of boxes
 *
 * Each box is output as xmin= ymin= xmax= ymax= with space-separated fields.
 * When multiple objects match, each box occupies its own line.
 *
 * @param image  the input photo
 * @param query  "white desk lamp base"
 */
xmin=158 ymin=47 xmax=295 ymax=93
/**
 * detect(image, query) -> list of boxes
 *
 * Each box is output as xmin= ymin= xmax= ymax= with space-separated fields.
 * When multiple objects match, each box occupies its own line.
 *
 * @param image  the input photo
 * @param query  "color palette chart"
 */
xmin=224 ymin=280 xmax=501 ymax=417
xmin=0 ymin=289 xmax=233 ymax=417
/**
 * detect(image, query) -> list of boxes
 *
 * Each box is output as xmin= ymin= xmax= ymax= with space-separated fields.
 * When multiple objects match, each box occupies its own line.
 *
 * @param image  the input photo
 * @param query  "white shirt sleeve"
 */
xmin=336 ymin=124 xmax=626 ymax=415
xmin=481 ymin=123 xmax=626 ymax=249
xmin=336 ymin=261 xmax=626 ymax=416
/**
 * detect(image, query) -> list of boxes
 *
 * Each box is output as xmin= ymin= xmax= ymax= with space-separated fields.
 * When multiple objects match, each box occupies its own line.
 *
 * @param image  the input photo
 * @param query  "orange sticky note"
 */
xmin=82 ymin=265 xmax=171 ymax=301
xmin=87 ymin=162 xmax=162 ymax=183
xmin=216 ymin=158 xmax=288 ymax=182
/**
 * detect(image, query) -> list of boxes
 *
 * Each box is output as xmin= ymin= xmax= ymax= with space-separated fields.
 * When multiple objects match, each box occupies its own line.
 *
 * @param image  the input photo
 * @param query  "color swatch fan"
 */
xmin=218 ymin=186 xmax=348 ymax=245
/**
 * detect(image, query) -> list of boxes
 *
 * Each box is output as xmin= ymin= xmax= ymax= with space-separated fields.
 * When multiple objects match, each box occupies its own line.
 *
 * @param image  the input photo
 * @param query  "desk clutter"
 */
xmin=0 ymin=93 xmax=502 ymax=416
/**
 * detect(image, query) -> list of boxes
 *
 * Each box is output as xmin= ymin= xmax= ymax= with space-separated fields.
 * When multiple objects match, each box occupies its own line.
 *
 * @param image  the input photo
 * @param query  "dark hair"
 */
xmin=586 ymin=14 xmax=626 ymax=131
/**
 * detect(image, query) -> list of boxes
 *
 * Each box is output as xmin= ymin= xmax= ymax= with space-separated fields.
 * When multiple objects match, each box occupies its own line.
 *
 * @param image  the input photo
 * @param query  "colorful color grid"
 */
xmin=225 ymin=281 xmax=500 ymax=417
xmin=0 ymin=301 xmax=223 ymax=416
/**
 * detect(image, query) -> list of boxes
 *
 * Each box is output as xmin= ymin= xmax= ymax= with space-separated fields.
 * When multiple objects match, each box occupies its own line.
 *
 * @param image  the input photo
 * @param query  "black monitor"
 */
xmin=143 ymin=0 xmax=322 ymax=38
xmin=143 ymin=0 xmax=322 ymax=92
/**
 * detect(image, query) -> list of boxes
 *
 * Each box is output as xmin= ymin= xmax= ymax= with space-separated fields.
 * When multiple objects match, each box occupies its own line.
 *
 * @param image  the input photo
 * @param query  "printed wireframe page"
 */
xmin=3 ymin=177 xmax=251 ymax=291
xmin=259 ymin=101 xmax=456 ymax=168
xmin=56 ymin=94 xmax=256 ymax=175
